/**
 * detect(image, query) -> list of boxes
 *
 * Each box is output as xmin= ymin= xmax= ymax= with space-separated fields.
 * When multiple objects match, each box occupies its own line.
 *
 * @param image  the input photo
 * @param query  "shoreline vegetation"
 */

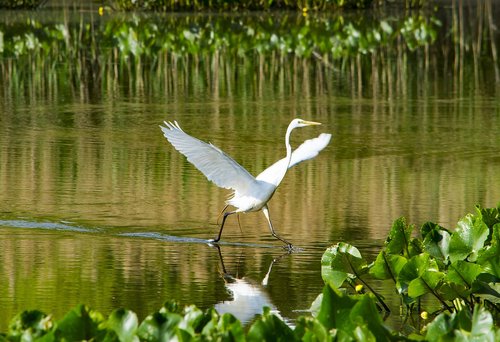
xmin=1 ymin=3 xmax=499 ymax=103
xmin=0 ymin=0 xmax=430 ymax=10
xmin=1 ymin=205 xmax=499 ymax=340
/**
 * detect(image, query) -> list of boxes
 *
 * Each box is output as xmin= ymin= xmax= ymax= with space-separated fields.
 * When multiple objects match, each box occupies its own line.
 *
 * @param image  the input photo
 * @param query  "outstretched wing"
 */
xmin=160 ymin=121 xmax=256 ymax=193
xmin=256 ymin=133 xmax=332 ymax=181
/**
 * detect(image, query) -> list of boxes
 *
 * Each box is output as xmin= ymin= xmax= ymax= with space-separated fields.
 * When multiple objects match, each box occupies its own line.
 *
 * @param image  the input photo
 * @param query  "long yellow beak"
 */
xmin=303 ymin=120 xmax=322 ymax=126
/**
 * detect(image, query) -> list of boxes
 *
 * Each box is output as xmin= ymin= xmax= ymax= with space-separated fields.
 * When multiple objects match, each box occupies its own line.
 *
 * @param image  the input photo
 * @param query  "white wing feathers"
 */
xmin=289 ymin=133 xmax=332 ymax=168
xmin=160 ymin=121 xmax=256 ymax=193
xmin=256 ymin=133 xmax=332 ymax=181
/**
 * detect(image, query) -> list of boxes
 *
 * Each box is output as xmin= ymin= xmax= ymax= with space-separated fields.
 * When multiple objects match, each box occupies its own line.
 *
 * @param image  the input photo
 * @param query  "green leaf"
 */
xmin=470 ymin=306 xmax=495 ymax=339
xmin=309 ymin=293 xmax=323 ymax=317
xmin=353 ymin=325 xmax=376 ymax=342
xmin=438 ymin=282 xmax=469 ymax=301
xmin=7 ymin=310 xmax=53 ymax=341
xmin=425 ymin=306 xmax=496 ymax=341
xmin=214 ymin=313 xmax=245 ymax=341
xmin=321 ymin=243 xmax=368 ymax=288
xmin=421 ymin=222 xmax=451 ymax=261
xmin=316 ymin=285 xmax=357 ymax=333
xmin=349 ymin=295 xmax=393 ymax=341
xmin=369 ymin=251 xmax=407 ymax=281
xmin=179 ymin=305 xmax=209 ymax=334
xmin=425 ymin=310 xmax=459 ymax=340
xmin=446 ymin=260 xmax=483 ymax=288
xmin=101 ymin=309 xmax=139 ymax=342
xmin=449 ymin=214 xmax=489 ymax=262
xmin=471 ymin=275 xmax=500 ymax=304
xmin=247 ymin=307 xmax=295 ymax=342
xmin=477 ymin=223 xmax=500 ymax=277
xmin=408 ymin=237 xmax=424 ymax=257
xmin=199 ymin=309 xmax=245 ymax=341
xmin=43 ymin=305 xmax=104 ymax=341
xmin=316 ymin=285 xmax=392 ymax=341
xmin=398 ymin=253 xmax=444 ymax=299
xmin=384 ymin=217 xmax=414 ymax=256
xmin=136 ymin=311 xmax=182 ymax=341
xmin=475 ymin=204 xmax=500 ymax=231
xmin=380 ymin=20 xmax=393 ymax=34
xmin=293 ymin=316 xmax=331 ymax=342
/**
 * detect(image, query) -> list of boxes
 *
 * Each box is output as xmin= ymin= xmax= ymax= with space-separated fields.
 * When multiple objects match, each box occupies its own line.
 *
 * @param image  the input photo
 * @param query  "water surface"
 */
xmin=1 ymin=3 xmax=500 ymax=331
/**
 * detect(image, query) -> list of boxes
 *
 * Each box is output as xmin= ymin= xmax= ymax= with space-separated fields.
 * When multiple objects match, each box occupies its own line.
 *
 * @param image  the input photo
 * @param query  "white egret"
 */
xmin=160 ymin=118 xmax=331 ymax=249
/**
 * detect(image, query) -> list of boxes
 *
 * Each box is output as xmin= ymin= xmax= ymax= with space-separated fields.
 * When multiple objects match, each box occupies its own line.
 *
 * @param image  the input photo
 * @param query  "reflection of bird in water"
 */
xmin=212 ymin=245 xmax=290 ymax=324
xmin=215 ymin=276 xmax=282 ymax=324
xmin=160 ymin=119 xmax=331 ymax=250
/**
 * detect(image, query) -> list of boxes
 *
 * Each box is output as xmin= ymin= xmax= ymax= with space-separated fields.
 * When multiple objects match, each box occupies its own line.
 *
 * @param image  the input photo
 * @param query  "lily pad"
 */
xmin=321 ymin=243 xmax=368 ymax=288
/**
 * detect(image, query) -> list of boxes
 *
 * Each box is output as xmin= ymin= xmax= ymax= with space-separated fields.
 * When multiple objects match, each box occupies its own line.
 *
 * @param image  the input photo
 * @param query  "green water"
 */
xmin=0 ymin=2 xmax=499 ymax=331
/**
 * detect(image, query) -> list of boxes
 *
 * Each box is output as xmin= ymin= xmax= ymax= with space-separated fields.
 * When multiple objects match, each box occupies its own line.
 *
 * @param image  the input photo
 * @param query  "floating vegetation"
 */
xmin=2 ymin=205 xmax=499 ymax=340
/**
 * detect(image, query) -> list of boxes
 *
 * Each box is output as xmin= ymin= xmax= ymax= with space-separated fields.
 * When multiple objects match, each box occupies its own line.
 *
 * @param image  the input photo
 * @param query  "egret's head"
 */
xmin=291 ymin=118 xmax=322 ymax=128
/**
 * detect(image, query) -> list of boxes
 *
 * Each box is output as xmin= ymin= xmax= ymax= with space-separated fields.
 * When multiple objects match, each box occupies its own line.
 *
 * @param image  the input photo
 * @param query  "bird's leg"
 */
xmin=236 ymin=213 xmax=243 ymax=234
xmin=262 ymin=205 xmax=293 ymax=250
xmin=211 ymin=210 xmax=236 ymax=243
xmin=217 ymin=204 xmax=243 ymax=234
xmin=216 ymin=204 xmax=229 ymax=225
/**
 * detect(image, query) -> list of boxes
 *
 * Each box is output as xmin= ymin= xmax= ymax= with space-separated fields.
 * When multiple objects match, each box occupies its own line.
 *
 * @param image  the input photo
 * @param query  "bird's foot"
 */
xmin=282 ymin=243 xmax=303 ymax=253
xmin=207 ymin=238 xmax=220 ymax=247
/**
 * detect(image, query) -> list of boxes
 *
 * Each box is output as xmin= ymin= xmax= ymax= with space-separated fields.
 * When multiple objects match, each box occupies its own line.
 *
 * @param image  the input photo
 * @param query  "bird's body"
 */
xmin=227 ymin=180 xmax=276 ymax=213
xmin=160 ymin=118 xmax=331 ymax=249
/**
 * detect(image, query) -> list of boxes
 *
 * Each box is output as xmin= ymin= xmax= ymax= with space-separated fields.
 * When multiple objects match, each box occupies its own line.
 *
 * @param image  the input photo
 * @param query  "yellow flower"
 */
xmin=420 ymin=311 xmax=428 ymax=320
xmin=355 ymin=284 xmax=363 ymax=292
xmin=98 ymin=6 xmax=104 ymax=16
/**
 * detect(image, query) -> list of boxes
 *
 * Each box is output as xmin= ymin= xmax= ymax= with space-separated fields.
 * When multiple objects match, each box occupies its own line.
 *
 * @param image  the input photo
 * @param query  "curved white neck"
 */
xmin=255 ymin=122 xmax=297 ymax=187
xmin=284 ymin=124 xmax=294 ymax=168
xmin=274 ymin=124 xmax=294 ymax=186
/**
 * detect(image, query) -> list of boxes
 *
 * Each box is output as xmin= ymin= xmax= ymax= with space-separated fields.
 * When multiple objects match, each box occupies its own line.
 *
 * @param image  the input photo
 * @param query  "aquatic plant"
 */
xmin=110 ymin=0 xmax=375 ymax=11
xmin=0 ymin=0 xmax=45 ymax=9
xmin=0 ymin=10 xmax=453 ymax=106
xmin=1 ymin=205 xmax=499 ymax=340
xmin=321 ymin=204 xmax=500 ymax=337
xmin=0 ymin=13 xmax=440 ymax=60
xmin=108 ymin=0 xmax=435 ymax=11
